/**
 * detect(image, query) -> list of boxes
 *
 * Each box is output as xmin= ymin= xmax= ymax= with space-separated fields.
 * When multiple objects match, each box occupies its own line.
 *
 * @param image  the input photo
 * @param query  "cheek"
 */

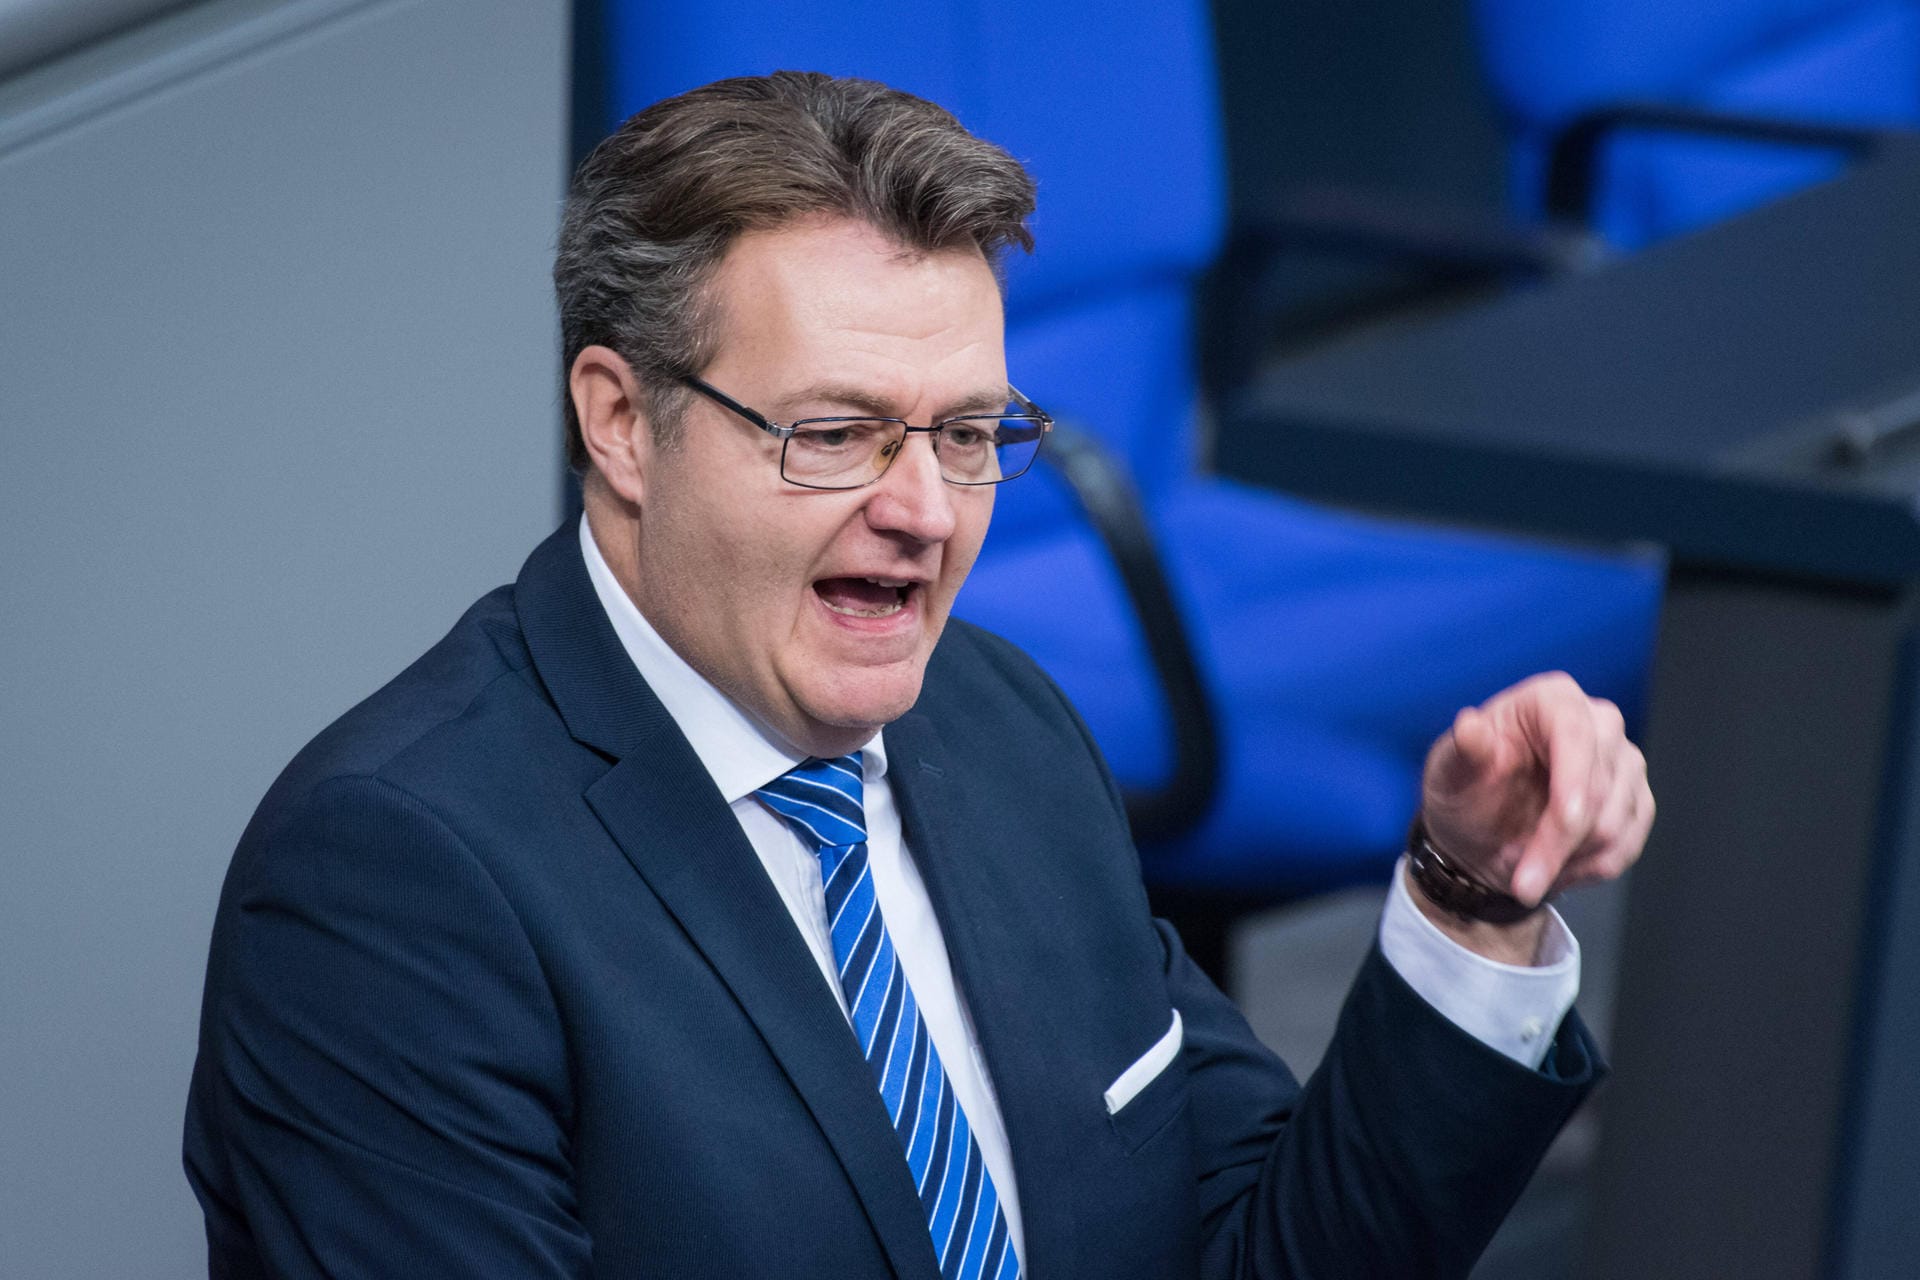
xmin=648 ymin=503 xmax=788 ymax=632
xmin=719 ymin=520 xmax=836 ymax=641
xmin=667 ymin=481 xmax=795 ymax=588
xmin=708 ymin=537 xmax=797 ymax=621
xmin=937 ymin=501 xmax=993 ymax=598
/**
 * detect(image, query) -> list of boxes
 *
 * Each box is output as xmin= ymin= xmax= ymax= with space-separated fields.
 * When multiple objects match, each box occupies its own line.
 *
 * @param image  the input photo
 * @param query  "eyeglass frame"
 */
xmin=678 ymin=374 xmax=1054 ymax=490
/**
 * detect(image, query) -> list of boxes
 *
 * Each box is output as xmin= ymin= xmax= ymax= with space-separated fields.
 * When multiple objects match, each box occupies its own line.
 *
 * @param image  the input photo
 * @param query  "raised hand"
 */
xmin=1420 ymin=671 xmax=1655 ymax=912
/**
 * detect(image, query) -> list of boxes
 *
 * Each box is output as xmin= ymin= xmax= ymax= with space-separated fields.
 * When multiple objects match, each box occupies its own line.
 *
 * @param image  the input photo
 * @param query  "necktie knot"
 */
xmin=755 ymin=753 xmax=867 ymax=851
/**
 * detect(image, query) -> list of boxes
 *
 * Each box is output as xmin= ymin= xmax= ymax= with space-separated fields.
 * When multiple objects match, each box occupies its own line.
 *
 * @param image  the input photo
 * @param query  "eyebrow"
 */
xmin=775 ymin=380 xmax=1016 ymax=421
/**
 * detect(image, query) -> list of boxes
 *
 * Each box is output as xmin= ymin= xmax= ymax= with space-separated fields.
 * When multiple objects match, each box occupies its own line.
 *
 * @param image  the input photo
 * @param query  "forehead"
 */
xmin=701 ymin=217 xmax=1007 ymax=411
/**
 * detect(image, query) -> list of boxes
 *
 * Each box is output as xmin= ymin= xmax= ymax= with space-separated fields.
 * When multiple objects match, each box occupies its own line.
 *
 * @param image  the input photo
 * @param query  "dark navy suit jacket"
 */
xmin=185 ymin=523 xmax=1600 ymax=1278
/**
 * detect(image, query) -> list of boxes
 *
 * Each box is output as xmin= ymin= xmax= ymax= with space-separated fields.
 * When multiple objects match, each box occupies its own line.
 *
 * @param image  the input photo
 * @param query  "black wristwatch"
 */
xmin=1405 ymin=816 xmax=1544 ymax=926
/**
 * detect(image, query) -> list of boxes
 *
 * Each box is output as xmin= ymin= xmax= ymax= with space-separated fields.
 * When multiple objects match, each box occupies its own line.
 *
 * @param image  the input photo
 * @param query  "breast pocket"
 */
xmin=1104 ymin=1010 xmax=1186 ymax=1153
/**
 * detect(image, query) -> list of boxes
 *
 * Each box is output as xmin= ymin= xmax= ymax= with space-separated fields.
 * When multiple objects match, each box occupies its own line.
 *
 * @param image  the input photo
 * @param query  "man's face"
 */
xmin=628 ymin=216 xmax=1004 ymax=756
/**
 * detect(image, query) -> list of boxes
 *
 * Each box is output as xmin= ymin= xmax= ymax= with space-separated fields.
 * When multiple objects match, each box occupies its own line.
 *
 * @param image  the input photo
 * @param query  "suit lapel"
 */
xmin=586 ymin=750 xmax=943 ymax=1280
xmin=516 ymin=525 xmax=942 ymax=1280
xmin=885 ymin=707 xmax=1080 ymax=1280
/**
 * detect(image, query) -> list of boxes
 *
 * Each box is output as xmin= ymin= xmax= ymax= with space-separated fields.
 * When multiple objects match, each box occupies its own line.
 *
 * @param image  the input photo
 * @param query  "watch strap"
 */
xmin=1406 ymin=816 xmax=1544 ymax=926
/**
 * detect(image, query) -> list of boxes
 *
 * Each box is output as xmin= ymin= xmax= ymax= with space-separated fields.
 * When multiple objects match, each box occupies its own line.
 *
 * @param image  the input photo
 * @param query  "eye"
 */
xmin=792 ymin=421 xmax=888 ymax=453
xmin=943 ymin=424 xmax=990 ymax=450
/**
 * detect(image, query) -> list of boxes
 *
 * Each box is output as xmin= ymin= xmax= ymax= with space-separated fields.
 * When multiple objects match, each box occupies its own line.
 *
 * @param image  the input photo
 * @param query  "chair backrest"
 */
xmin=1472 ymin=0 xmax=1920 ymax=247
xmin=600 ymin=0 xmax=1226 ymax=539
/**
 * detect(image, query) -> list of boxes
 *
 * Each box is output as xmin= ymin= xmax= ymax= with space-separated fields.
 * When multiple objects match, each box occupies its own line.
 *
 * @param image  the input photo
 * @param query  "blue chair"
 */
xmin=592 ymin=0 xmax=1662 ymax=965
xmin=1473 ymin=0 xmax=1920 ymax=249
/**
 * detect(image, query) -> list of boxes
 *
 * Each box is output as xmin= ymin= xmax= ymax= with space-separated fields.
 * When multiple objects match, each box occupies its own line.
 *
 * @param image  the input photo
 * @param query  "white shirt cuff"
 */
xmin=1377 ymin=856 xmax=1580 ymax=1069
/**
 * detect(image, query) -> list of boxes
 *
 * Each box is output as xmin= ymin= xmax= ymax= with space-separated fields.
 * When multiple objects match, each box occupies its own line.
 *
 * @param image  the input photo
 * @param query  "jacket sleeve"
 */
xmin=1165 ymin=916 xmax=1601 ymax=1280
xmin=928 ymin=622 xmax=1601 ymax=1279
xmin=184 ymin=773 xmax=593 ymax=1279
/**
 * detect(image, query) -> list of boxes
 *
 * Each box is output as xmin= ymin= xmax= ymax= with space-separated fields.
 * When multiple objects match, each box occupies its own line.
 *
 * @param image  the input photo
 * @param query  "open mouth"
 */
xmin=815 ymin=577 xmax=917 ymax=619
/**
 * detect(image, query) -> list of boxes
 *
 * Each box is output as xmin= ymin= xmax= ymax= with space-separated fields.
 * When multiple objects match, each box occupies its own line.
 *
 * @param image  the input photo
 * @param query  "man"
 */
xmin=185 ymin=73 xmax=1653 ymax=1278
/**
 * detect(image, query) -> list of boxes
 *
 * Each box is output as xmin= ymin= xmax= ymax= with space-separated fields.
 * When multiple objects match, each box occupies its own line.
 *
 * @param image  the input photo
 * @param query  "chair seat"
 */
xmin=957 ymin=477 xmax=1663 ymax=892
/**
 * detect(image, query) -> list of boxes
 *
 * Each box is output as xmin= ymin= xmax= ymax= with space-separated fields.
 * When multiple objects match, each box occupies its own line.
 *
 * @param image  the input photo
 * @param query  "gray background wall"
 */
xmin=0 ymin=0 xmax=568 ymax=1272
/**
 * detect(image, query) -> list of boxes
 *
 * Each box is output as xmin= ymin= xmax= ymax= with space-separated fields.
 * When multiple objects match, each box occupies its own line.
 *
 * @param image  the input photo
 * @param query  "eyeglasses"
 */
xmin=680 ymin=376 xmax=1053 ymax=490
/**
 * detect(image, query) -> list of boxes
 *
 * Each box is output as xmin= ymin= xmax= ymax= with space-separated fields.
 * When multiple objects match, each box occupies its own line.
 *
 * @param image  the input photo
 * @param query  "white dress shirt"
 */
xmin=578 ymin=516 xmax=1582 ymax=1265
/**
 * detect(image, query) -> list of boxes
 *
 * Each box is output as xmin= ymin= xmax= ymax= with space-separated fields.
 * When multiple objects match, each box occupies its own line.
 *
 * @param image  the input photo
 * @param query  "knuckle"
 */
xmin=1606 ymin=843 xmax=1644 ymax=876
xmin=1588 ymin=852 xmax=1626 ymax=882
xmin=1521 ymin=670 xmax=1574 ymax=698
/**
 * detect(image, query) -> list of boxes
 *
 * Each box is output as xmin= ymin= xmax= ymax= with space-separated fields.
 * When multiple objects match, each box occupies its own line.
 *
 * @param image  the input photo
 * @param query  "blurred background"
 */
xmin=4 ymin=1 xmax=1918 ymax=1275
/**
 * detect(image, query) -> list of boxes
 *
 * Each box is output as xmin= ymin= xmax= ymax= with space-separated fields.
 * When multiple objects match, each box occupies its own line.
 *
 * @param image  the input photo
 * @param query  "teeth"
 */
xmin=824 ymin=598 xmax=905 ymax=618
xmin=863 ymin=577 xmax=912 ymax=589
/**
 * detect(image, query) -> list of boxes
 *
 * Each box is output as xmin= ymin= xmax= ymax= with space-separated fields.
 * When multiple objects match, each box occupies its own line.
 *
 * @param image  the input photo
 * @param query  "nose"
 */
xmin=864 ymin=431 xmax=957 ymax=543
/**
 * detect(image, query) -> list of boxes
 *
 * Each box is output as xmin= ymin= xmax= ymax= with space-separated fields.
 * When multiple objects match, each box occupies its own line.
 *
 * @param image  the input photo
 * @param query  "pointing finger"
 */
xmin=1513 ymin=687 xmax=1598 ymax=903
xmin=1551 ymin=746 xmax=1646 ymax=893
xmin=1552 ymin=746 xmax=1653 ymax=895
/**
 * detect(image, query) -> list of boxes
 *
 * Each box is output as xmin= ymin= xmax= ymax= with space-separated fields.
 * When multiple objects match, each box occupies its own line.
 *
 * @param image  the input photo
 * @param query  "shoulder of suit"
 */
xmin=251 ymin=582 xmax=551 ymax=822
xmin=920 ymin=617 xmax=1094 ymax=743
xmin=927 ymin=617 xmax=1057 ymax=695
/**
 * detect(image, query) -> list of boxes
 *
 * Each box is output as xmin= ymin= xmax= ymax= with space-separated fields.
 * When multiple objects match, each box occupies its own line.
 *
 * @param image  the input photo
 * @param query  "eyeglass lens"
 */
xmin=781 ymin=415 xmax=1046 ymax=488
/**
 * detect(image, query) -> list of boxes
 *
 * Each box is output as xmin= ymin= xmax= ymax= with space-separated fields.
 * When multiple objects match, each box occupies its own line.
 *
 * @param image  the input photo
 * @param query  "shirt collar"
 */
xmin=576 ymin=514 xmax=888 ymax=802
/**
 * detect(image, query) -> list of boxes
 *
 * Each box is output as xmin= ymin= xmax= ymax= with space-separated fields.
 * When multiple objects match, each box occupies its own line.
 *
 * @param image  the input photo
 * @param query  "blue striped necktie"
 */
xmin=757 ymin=754 xmax=1021 ymax=1280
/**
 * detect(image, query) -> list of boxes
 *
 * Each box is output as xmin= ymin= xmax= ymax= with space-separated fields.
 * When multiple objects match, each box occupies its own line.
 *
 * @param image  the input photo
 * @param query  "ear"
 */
xmin=570 ymin=344 xmax=653 ymax=505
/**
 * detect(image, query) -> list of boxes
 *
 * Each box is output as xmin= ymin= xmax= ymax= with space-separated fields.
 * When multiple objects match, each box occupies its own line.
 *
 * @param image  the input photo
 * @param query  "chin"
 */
xmin=798 ymin=668 xmax=927 ymax=742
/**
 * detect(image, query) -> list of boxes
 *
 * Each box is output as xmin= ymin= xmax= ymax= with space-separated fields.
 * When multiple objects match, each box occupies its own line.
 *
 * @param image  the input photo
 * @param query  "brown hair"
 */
xmin=554 ymin=71 xmax=1038 ymax=470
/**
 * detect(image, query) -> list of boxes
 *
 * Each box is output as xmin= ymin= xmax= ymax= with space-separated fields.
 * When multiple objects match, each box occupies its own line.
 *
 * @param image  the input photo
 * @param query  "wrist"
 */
xmin=1403 ymin=861 xmax=1551 ymax=966
xmin=1405 ymin=815 xmax=1551 ymax=965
